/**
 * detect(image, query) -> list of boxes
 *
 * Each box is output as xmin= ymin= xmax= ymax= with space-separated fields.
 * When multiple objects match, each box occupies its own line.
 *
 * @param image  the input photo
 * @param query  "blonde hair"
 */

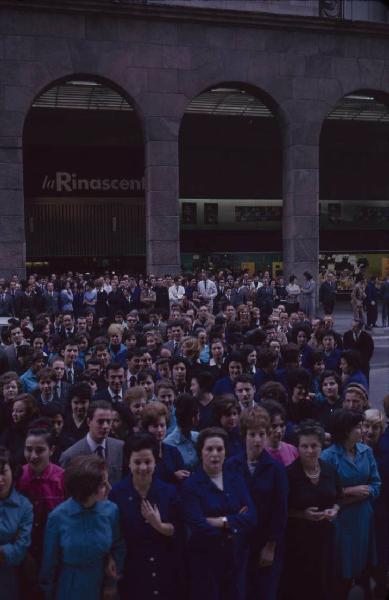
xmin=124 ymin=386 xmax=147 ymax=406
xmin=364 ymin=408 xmax=385 ymax=430
xmin=107 ymin=323 xmax=124 ymax=337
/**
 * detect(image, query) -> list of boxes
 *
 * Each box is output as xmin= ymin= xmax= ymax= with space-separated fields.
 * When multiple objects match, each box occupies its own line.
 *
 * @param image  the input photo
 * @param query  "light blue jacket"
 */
xmin=321 ymin=442 xmax=381 ymax=579
xmin=40 ymin=497 xmax=125 ymax=600
xmin=0 ymin=488 xmax=33 ymax=600
xmin=164 ymin=427 xmax=199 ymax=470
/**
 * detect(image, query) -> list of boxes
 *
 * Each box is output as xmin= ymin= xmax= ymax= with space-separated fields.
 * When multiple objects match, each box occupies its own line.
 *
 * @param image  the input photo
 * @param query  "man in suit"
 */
xmin=153 ymin=277 xmax=170 ymax=315
xmin=168 ymin=276 xmax=186 ymax=306
xmin=162 ymin=319 xmax=184 ymax=358
xmin=61 ymin=338 xmax=82 ymax=384
xmin=343 ymin=318 xmax=374 ymax=380
xmin=197 ymin=272 xmax=217 ymax=312
xmin=0 ymin=284 xmax=12 ymax=317
xmin=319 ymin=272 xmax=337 ymax=315
xmin=95 ymin=363 xmax=127 ymax=405
xmin=42 ymin=281 xmax=60 ymax=317
xmin=4 ymin=321 xmax=29 ymax=374
xmin=59 ymin=400 xmax=124 ymax=484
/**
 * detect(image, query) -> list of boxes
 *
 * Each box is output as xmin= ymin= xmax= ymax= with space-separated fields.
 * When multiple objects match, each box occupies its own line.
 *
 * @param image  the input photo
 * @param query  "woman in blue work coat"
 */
xmin=0 ymin=446 xmax=33 ymax=600
xmin=226 ymin=406 xmax=288 ymax=600
xmin=110 ymin=433 xmax=183 ymax=600
xmin=181 ymin=426 xmax=256 ymax=600
xmin=40 ymin=454 xmax=125 ymax=600
xmin=321 ymin=409 xmax=381 ymax=599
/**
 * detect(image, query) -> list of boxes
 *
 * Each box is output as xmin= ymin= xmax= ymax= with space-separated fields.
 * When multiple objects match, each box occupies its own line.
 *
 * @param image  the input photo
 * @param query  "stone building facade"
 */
xmin=1 ymin=0 xmax=389 ymax=279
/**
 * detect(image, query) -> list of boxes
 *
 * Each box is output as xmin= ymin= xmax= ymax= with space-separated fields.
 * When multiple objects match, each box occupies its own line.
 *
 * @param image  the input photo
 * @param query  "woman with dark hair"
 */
xmin=141 ymin=402 xmax=187 ymax=483
xmin=314 ymin=370 xmax=342 ymax=433
xmin=110 ymin=433 xmax=183 ymax=600
xmin=226 ymin=406 xmax=288 ymax=600
xmin=0 ymin=446 xmax=33 ymax=599
xmin=282 ymin=420 xmax=342 ymax=600
xmin=212 ymin=394 xmax=242 ymax=458
xmin=0 ymin=393 xmax=40 ymax=466
xmin=321 ymin=409 xmax=381 ymax=598
xmin=286 ymin=369 xmax=315 ymax=429
xmin=290 ymin=324 xmax=313 ymax=369
xmin=170 ymin=356 xmax=191 ymax=394
xmin=0 ymin=371 xmax=22 ymax=434
xmin=40 ymin=454 xmax=124 ymax=600
xmin=306 ymin=350 xmax=325 ymax=396
xmin=181 ymin=427 xmax=256 ymax=600
xmin=16 ymin=419 xmax=65 ymax=597
xmin=340 ymin=349 xmax=368 ymax=390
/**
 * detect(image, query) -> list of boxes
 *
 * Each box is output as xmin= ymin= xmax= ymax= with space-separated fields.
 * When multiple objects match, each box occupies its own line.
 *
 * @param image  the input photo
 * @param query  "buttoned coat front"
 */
xmin=109 ymin=475 xmax=183 ymax=600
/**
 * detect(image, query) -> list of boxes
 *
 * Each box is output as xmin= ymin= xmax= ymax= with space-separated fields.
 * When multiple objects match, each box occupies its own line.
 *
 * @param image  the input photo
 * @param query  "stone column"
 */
xmin=282 ymin=120 xmax=321 ymax=285
xmin=0 ymin=136 xmax=26 ymax=280
xmin=144 ymin=117 xmax=181 ymax=275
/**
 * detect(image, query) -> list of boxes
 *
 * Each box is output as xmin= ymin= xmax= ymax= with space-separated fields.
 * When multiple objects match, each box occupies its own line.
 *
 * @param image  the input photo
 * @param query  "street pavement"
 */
xmin=331 ymin=300 xmax=389 ymax=409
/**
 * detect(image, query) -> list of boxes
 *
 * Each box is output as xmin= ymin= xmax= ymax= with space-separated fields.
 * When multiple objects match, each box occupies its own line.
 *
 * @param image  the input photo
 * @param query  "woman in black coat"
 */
xmin=282 ymin=420 xmax=342 ymax=600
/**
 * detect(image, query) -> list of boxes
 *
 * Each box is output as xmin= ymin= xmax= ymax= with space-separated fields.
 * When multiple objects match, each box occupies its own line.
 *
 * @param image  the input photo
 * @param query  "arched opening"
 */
xmin=320 ymin=91 xmax=389 ymax=292
xmin=179 ymin=85 xmax=282 ymax=275
xmin=23 ymin=77 xmax=145 ymax=273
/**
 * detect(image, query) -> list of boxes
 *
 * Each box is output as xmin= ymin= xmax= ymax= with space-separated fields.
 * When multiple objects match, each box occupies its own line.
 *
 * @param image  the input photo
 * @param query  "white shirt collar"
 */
xmin=86 ymin=433 xmax=107 ymax=452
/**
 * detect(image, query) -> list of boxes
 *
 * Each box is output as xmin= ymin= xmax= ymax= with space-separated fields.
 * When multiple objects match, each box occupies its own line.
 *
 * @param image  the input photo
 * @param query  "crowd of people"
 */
xmin=0 ymin=268 xmax=387 ymax=600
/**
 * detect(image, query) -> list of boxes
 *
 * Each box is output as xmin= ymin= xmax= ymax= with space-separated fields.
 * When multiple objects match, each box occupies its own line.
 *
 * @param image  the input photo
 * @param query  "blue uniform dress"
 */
xmin=155 ymin=442 xmax=185 ymax=483
xmin=181 ymin=466 xmax=257 ymax=600
xmin=40 ymin=498 xmax=125 ymax=600
xmin=372 ymin=434 xmax=389 ymax=595
xmin=226 ymin=450 xmax=288 ymax=600
xmin=109 ymin=476 xmax=183 ymax=600
xmin=321 ymin=443 xmax=381 ymax=579
xmin=0 ymin=488 xmax=33 ymax=600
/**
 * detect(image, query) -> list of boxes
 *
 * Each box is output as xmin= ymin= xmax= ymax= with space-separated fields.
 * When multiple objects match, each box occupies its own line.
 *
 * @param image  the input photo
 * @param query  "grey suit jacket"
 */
xmin=59 ymin=436 xmax=124 ymax=484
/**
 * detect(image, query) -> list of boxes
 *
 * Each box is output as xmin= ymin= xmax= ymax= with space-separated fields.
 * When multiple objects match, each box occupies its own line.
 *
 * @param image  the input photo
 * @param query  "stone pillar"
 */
xmin=282 ymin=121 xmax=321 ymax=285
xmin=144 ymin=117 xmax=181 ymax=275
xmin=0 ymin=140 xmax=26 ymax=280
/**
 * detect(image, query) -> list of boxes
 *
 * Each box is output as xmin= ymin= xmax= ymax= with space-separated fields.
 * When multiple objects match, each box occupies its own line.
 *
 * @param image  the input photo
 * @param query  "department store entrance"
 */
xmin=23 ymin=79 xmax=145 ymax=274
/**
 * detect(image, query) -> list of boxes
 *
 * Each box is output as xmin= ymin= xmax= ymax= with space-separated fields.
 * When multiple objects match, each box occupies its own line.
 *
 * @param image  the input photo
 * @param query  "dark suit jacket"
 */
xmin=59 ymin=435 xmax=124 ymax=484
xmin=0 ymin=293 xmax=12 ymax=317
xmin=162 ymin=340 xmax=182 ymax=358
xmin=343 ymin=329 xmax=374 ymax=369
xmin=43 ymin=291 xmax=60 ymax=315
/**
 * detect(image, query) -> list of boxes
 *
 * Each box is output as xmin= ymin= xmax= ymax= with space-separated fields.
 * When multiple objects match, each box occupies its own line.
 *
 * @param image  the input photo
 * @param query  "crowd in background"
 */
xmin=0 ymin=267 xmax=388 ymax=600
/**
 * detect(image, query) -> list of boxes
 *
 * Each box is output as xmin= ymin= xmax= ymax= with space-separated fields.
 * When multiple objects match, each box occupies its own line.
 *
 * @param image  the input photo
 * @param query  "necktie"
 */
xmin=95 ymin=445 xmax=104 ymax=458
xmin=130 ymin=376 xmax=136 ymax=387
xmin=113 ymin=394 xmax=120 ymax=403
xmin=68 ymin=369 xmax=74 ymax=384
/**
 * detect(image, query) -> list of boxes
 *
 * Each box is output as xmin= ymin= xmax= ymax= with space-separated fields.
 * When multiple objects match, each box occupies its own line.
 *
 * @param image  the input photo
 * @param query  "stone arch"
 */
xmin=319 ymin=88 xmax=389 ymax=274
xmin=178 ymin=81 xmax=284 ymax=274
xmin=22 ymin=74 xmax=146 ymax=272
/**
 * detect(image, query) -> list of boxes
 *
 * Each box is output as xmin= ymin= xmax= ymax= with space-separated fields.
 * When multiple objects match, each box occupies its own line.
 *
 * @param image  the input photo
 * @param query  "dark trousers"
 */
xmin=323 ymin=300 xmax=335 ymax=315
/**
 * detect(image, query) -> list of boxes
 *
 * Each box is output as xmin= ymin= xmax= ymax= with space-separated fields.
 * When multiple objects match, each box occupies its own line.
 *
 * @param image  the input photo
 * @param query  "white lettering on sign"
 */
xmin=41 ymin=172 xmax=145 ymax=194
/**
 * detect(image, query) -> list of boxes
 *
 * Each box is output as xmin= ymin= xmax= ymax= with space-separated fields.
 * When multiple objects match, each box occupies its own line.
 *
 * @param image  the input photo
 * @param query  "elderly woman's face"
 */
xmin=298 ymin=434 xmax=322 ymax=465
xmin=343 ymin=392 xmax=364 ymax=413
xmin=363 ymin=419 xmax=383 ymax=447
xmin=201 ymin=436 xmax=225 ymax=474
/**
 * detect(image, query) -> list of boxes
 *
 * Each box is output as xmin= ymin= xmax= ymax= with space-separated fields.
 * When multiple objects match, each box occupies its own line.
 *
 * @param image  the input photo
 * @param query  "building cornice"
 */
xmin=3 ymin=0 xmax=389 ymax=38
